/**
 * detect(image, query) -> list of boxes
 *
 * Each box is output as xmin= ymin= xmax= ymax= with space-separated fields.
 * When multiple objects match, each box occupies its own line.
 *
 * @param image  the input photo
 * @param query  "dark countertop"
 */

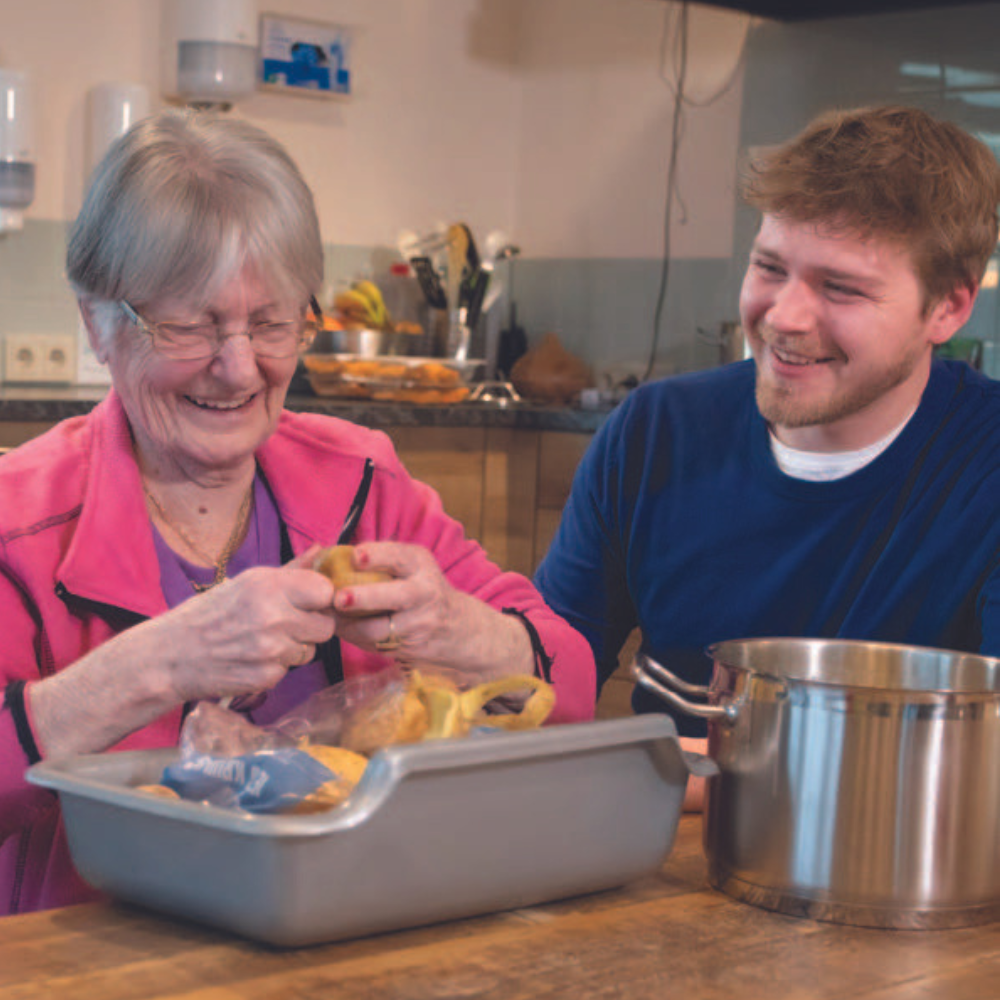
xmin=0 ymin=384 xmax=612 ymax=434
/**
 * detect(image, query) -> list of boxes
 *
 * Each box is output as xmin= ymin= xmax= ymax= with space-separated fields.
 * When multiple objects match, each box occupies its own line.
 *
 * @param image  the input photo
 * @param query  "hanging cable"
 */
xmin=643 ymin=2 xmax=690 ymax=383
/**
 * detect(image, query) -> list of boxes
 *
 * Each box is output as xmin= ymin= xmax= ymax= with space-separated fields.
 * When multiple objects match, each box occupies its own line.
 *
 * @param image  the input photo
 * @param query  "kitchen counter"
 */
xmin=1 ymin=815 xmax=996 ymax=999
xmin=0 ymin=383 xmax=612 ymax=434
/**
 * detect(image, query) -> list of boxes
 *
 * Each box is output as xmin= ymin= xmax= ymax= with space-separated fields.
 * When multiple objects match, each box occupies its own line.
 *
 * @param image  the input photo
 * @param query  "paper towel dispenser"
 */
xmin=163 ymin=0 xmax=258 ymax=110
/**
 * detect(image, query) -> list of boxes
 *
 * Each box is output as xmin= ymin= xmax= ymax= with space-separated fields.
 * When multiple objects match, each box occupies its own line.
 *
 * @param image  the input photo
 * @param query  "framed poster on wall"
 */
xmin=259 ymin=14 xmax=352 ymax=98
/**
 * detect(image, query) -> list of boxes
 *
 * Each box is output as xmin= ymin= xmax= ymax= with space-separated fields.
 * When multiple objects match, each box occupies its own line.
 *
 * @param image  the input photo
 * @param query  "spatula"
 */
xmin=446 ymin=223 xmax=468 ymax=310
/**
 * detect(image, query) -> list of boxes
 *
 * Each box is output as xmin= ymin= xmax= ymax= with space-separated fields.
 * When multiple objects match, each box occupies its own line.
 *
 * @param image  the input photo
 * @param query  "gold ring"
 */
xmin=375 ymin=614 xmax=402 ymax=653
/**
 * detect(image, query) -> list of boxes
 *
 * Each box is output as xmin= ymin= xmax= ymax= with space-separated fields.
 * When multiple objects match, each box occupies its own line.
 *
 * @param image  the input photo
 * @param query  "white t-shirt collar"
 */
xmin=769 ymin=409 xmax=916 ymax=482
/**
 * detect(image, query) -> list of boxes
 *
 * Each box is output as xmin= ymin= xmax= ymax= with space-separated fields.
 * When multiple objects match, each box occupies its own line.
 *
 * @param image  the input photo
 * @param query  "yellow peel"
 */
xmin=288 ymin=745 xmax=370 ymax=813
xmin=410 ymin=670 xmax=467 ymax=740
xmin=459 ymin=675 xmax=556 ymax=731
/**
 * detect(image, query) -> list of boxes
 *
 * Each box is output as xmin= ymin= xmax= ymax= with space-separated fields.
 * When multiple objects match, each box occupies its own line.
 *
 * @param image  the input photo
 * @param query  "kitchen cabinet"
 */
xmin=0 ymin=421 xmax=54 ymax=449
xmin=390 ymin=426 xmax=592 ymax=578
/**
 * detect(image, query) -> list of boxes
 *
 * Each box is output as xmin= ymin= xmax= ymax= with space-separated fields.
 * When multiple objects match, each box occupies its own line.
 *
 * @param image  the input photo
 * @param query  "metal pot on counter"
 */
xmin=310 ymin=327 xmax=433 ymax=358
xmin=634 ymin=638 xmax=1000 ymax=929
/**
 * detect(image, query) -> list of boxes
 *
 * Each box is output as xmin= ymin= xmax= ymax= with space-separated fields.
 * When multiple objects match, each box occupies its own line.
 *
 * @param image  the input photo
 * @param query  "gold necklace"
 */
xmin=143 ymin=480 xmax=255 ymax=592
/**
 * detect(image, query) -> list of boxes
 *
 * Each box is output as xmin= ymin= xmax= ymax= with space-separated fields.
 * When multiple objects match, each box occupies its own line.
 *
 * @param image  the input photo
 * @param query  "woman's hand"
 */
xmin=154 ymin=550 xmax=336 ymax=705
xmin=329 ymin=541 xmax=535 ymax=683
xmin=29 ymin=549 xmax=335 ymax=758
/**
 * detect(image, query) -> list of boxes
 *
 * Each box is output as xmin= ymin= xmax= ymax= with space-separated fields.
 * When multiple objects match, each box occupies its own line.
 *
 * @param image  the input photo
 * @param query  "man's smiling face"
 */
xmin=740 ymin=214 xmax=972 ymax=452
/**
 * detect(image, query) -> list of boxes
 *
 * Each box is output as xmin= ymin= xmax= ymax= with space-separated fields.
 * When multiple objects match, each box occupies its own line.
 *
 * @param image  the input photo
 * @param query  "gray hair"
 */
xmin=67 ymin=109 xmax=323 ymax=347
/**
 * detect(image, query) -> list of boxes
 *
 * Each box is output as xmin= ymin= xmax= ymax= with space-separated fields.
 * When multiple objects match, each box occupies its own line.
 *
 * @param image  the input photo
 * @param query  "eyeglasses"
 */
xmin=118 ymin=297 xmax=323 ymax=361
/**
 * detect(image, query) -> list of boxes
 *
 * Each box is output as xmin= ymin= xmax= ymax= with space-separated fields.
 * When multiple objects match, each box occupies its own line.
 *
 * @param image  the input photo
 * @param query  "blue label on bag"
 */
xmin=162 ymin=748 xmax=334 ymax=813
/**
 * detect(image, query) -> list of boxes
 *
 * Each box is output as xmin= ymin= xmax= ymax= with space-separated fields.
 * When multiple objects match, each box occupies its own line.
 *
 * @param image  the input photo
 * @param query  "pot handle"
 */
xmin=631 ymin=653 xmax=739 ymax=724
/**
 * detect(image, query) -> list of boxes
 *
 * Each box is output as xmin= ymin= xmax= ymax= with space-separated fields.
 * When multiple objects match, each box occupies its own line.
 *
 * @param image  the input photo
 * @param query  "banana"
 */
xmin=353 ymin=280 xmax=388 ymax=329
xmin=333 ymin=290 xmax=377 ymax=326
xmin=353 ymin=280 xmax=383 ymax=311
xmin=334 ymin=290 xmax=370 ymax=312
xmin=333 ymin=281 xmax=395 ymax=329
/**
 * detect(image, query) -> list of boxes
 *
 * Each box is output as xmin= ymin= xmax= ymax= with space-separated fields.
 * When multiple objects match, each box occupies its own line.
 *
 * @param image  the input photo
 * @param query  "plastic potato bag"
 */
xmin=157 ymin=694 xmax=365 ymax=814
xmin=155 ymin=666 xmax=554 ymax=814
xmin=156 ymin=669 xmax=421 ymax=813
xmin=161 ymin=745 xmax=337 ymax=814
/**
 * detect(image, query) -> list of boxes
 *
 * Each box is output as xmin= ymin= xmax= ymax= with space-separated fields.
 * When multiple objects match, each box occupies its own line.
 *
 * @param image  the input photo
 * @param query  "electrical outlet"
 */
xmin=4 ymin=333 xmax=77 ymax=383
xmin=40 ymin=334 xmax=76 ymax=383
xmin=4 ymin=333 xmax=46 ymax=382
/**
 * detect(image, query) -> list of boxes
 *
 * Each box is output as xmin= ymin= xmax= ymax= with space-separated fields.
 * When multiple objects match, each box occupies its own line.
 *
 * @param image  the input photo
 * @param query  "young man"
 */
xmin=535 ymin=106 xmax=1000 ymax=784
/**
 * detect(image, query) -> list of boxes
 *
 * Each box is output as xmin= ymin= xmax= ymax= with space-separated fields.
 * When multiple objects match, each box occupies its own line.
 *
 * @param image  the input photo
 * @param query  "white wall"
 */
xmin=0 ymin=0 xmax=751 ymax=374
xmin=0 ymin=0 xmax=525 ymax=246
xmin=0 ymin=0 xmax=748 ymax=258
xmin=515 ymin=0 xmax=750 ymax=261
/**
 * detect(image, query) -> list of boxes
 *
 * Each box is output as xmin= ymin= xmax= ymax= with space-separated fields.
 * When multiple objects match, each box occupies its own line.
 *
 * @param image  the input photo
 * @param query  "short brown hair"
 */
xmin=742 ymin=105 xmax=1000 ymax=304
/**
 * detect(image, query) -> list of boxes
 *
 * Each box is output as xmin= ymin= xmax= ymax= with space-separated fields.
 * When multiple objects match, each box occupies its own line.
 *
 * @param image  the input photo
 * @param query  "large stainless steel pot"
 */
xmin=634 ymin=638 xmax=1000 ymax=929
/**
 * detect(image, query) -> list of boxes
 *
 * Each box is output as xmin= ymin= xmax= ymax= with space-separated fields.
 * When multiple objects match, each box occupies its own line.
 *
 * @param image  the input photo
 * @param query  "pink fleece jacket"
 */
xmin=0 ymin=392 xmax=596 ymax=914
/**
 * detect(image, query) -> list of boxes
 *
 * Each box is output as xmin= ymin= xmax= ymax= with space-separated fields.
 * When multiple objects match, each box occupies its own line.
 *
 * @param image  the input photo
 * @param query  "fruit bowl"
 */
xmin=311 ymin=328 xmax=430 ymax=358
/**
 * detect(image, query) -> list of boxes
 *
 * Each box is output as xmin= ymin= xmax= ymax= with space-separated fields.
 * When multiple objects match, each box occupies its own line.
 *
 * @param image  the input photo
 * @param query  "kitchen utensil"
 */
xmin=407 ymin=257 xmax=447 ymax=310
xmin=633 ymin=638 xmax=1000 ymax=929
xmin=445 ymin=223 xmax=468 ymax=310
xmin=481 ymin=276 xmax=503 ymax=316
xmin=28 ymin=715 xmax=707 ymax=946
xmin=397 ymin=229 xmax=449 ymax=259
xmin=321 ymin=328 xmax=387 ymax=357
xmin=469 ymin=381 xmax=522 ymax=407
xmin=456 ymin=224 xmax=482 ymax=310
xmin=463 ymin=262 xmax=492 ymax=332
xmin=446 ymin=309 xmax=470 ymax=362
xmin=483 ymin=229 xmax=511 ymax=263
xmin=496 ymin=247 xmax=526 ymax=378
xmin=459 ymin=223 xmax=480 ymax=271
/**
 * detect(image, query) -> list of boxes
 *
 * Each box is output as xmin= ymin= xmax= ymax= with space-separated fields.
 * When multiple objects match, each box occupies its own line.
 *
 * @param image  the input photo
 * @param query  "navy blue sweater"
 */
xmin=535 ymin=359 xmax=1000 ymax=736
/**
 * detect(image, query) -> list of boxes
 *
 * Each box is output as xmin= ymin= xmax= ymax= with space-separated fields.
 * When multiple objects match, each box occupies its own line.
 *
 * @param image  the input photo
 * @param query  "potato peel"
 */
xmin=287 ymin=745 xmax=371 ymax=814
xmin=460 ymin=675 xmax=556 ymax=731
xmin=283 ymin=670 xmax=555 ymax=813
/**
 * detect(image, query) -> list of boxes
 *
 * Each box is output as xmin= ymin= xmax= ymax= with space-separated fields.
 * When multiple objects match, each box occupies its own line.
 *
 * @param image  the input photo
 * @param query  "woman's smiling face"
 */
xmin=104 ymin=264 xmax=302 ymax=482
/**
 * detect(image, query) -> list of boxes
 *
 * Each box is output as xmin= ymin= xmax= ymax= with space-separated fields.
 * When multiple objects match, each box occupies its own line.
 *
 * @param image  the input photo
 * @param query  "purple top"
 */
xmin=149 ymin=473 xmax=328 ymax=726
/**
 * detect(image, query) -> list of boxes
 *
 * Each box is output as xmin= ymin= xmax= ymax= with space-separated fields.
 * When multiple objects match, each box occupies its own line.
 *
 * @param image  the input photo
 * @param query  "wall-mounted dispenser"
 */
xmin=0 ymin=69 xmax=35 ymax=233
xmin=85 ymin=82 xmax=151 ymax=179
xmin=163 ymin=0 xmax=258 ymax=111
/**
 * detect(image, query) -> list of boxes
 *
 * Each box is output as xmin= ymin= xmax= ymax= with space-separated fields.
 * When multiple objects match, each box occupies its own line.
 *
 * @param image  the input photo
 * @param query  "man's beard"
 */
xmin=753 ymin=337 xmax=927 ymax=430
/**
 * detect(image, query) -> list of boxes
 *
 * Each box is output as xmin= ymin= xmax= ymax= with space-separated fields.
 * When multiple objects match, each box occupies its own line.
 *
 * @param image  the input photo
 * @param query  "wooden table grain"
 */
xmin=1 ymin=816 xmax=997 ymax=999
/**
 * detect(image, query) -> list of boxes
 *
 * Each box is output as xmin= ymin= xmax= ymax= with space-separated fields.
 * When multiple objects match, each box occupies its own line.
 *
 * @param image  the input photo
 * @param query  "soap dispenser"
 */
xmin=0 ymin=69 xmax=35 ymax=234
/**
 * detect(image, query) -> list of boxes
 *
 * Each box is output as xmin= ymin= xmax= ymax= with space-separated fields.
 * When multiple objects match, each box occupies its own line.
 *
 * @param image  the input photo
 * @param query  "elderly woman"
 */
xmin=0 ymin=110 xmax=596 ymax=915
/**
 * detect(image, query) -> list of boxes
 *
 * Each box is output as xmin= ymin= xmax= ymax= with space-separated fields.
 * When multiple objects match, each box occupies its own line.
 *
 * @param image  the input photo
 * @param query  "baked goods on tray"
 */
xmin=302 ymin=355 xmax=473 ymax=404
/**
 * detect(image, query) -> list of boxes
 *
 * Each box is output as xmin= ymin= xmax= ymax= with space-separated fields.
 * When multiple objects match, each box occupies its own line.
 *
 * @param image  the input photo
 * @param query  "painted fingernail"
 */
xmin=339 ymin=591 xmax=355 ymax=609
xmin=355 ymin=550 xmax=370 ymax=567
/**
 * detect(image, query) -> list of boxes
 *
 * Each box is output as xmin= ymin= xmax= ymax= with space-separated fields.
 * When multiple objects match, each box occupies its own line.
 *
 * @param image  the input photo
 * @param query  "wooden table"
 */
xmin=1 ymin=816 xmax=998 ymax=999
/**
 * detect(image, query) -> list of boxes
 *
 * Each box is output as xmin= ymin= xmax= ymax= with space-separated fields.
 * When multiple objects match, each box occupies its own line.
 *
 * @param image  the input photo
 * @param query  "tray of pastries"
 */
xmin=302 ymin=355 xmax=482 ymax=404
